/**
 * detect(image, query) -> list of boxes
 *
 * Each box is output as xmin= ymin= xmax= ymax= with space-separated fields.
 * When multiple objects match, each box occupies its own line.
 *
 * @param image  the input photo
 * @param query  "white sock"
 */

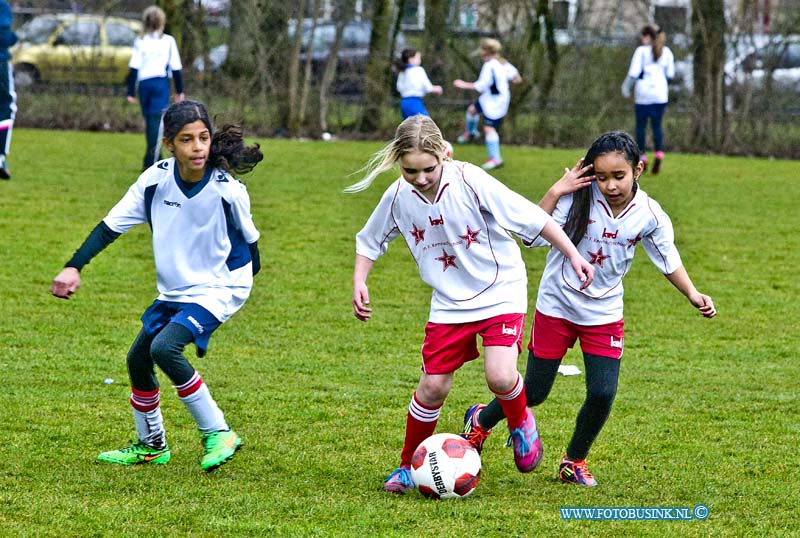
xmin=179 ymin=383 xmax=228 ymax=434
xmin=132 ymin=406 xmax=166 ymax=449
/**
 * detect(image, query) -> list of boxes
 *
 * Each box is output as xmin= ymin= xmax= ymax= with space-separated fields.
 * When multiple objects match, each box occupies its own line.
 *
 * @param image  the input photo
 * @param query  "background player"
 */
xmin=51 ymin=100 xmax=263 ymax=471
xmin=453 ymin=37 xmax=521 ymax=170
xmin=0 ymin=0 xmax=17 ymax=179
xmin=345 ymin=114 xmax=594 ymax=494
xmin=461 ymin=131 xmax=716 ymax=486
xmin=127 ymin=5 xmax=185 ymax=171
xmin=395 ymin=48 xmax=443 ymax=120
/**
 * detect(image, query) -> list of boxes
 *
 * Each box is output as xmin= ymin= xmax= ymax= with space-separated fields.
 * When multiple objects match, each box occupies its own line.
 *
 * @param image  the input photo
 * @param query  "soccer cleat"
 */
xmin=383 ymin=466 xmax=415 ymax=494
xmin=0 ymin=155 xmax=9 ymax=180
xmin=559 ymin=455 xmax=598 ymax=486
xmin=460 ymin=404 xmax=492 ymax=453
xmin=200 ymin=429 xmax=242 ymax=471
xmin=651 ymin=158 xmax=662 ymax=175
xmin=97 ymin=440 xmax=170 ymax=465
xmin=506 ymin=408 xmax=543 ymax=473
xmin=481 ymin=158 xmax=504 ymax=170
xmin=456 ymin=132 xmax=480 ymax=144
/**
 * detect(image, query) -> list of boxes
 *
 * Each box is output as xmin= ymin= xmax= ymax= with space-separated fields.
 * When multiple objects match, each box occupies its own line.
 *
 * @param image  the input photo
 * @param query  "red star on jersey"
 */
xmin=587 ymin=246 xmax=610 ymax=267
xmin=410 ymin=223 xmax=425 ymax=245
xmin=435 ymin=249 xmax=458 ymax=271
xmin=627 ymin=235 xmax=642 ymax=249
xmin=459 ymin=226 xmax=481 ymax=249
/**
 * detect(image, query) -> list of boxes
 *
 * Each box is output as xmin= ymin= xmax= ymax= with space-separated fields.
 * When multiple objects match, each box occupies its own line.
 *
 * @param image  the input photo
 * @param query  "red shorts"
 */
xmin=529 ymin=310 xmax=624 ymax=360
xmin=421 ymin=313 xmax=525 ymax=375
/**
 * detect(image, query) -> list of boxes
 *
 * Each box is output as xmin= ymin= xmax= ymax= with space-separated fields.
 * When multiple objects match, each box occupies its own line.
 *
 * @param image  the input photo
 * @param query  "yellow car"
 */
xmin=11 ymin=13 xmax=142 ymax=87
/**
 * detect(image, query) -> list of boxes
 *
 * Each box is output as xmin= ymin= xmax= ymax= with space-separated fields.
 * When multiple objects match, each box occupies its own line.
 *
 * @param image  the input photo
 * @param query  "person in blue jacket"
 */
xmin=0 ymin=1 xmax=18 ymax=179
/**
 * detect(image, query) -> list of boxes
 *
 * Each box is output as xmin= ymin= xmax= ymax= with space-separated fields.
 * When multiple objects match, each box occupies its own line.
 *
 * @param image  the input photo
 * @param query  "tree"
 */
xmin=359 ymin=0 xmax=393 ymax=132
xmin=690 ymin=0 xmax=727 ymax=150
xmin=423 ymin=0 xmax=448 ymax=86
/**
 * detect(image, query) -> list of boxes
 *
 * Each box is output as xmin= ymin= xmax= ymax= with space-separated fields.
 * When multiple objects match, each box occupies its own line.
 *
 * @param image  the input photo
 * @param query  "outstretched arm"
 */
xmin=50 ymin=222 xmax=121 ymax=299
xmin=665 ymin=266 xmax=717 ymax=318
xmin=353 ymin=254 xmax=375 ymax=321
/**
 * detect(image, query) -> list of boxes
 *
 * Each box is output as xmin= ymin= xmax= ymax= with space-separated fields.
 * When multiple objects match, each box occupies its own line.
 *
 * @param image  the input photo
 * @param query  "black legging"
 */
xmin=127 ymin=322 xmax=196 ymax=392
xmin=479 ymin=350 xmax=620 ymax=461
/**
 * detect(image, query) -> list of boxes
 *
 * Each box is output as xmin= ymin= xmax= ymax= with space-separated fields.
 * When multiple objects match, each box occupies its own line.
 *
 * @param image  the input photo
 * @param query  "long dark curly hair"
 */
xmin=162 ymin=100 xmax=263 ymax=176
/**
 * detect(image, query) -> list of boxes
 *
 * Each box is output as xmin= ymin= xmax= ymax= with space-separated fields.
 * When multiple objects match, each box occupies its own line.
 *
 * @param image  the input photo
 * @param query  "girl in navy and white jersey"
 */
xmin=127 ymin=5 xmax=185 ymax=171
xmin=461 ymin=131 xmax=716 ymax=487
xmin=621 ymin=25 xmax=675 ymax=174
xmin=395 ymin=48 xmax=443 ymax=119
xmin=51 ymin=100 xmax=263 ymax=471
xmin=453 ymin=38 xmax=521 ymax=170
xmin=0 ymin=0 xmax=17 ymax=179
xmin=345 ymin=115 xmax=595 ymax=494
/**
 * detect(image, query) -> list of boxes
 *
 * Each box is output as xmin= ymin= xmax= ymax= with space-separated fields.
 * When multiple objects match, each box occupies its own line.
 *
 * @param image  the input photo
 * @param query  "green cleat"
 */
xmin=200 ymin=429 xmax=242 ymax=471
xmin=97 ymin=441 xmax=170 ymax=465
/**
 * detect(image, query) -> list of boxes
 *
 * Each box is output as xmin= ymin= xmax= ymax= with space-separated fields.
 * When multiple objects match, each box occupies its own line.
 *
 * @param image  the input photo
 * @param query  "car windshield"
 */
xmin=16 ymin=16 xmax=61 ymax=44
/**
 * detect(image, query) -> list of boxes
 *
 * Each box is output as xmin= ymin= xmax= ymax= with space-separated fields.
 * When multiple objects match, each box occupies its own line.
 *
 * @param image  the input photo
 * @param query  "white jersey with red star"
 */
xmin=355 ymin=160 xmax=550 ymax=324
xmin=531 ymin=181 xmax=682 ymax=325
xmin=102 ymin=158 xmax=259 ymax=322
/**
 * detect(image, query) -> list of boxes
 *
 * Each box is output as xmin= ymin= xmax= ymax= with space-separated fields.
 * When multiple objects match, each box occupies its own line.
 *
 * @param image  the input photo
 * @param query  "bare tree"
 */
xmin=423 ymin=0 xmax=448 ymax=86
xmin=319 ymin=1 xmax=356 ymax=133
xmin=359 ymin=0 xmax=393 ymax=132
xmin=690 ymin=0 xmax=727 ymax=150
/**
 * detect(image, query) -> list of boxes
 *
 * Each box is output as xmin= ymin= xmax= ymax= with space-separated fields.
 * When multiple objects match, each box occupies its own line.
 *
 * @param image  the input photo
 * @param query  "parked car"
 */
xmin=194 ymin=20 xmax=406 ymax=94
xmin=671 ymin=35 xmax=800 ymax=96
xmin=11 ymin=13 xmax=142 ymax=87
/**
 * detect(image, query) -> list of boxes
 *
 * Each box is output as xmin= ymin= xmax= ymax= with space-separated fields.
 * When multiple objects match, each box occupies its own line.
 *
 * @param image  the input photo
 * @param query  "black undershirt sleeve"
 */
xmin=248 ymin=241 xmax=260 ymax=276
xmin=126 ymin=68 xmax=138 ymax=97
xmin=65 ymin=221 xmax=122 ymax=271
xmin=172 ymin=69 xmax=184 ymax=94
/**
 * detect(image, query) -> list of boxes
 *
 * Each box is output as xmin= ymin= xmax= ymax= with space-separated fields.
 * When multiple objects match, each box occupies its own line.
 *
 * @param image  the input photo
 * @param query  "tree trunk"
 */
xmin=319 ymin=1 xmax=356 ymax=133
xmin=690 ymin=0 xmax=727 ymax=150
xmin=359 ymin=0 xmax=393 ymax=132
xmin=297 ymin=0 xmax=321 ymax=130
xmin=423 ymin=0 xmax=448 ymax=87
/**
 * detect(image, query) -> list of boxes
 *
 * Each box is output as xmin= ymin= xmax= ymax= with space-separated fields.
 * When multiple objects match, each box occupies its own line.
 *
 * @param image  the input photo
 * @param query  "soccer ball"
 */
xmin=410 ymin=433 xmax=481 ymax=499
xmin=444 ymin=140 xmax=454 ymax=159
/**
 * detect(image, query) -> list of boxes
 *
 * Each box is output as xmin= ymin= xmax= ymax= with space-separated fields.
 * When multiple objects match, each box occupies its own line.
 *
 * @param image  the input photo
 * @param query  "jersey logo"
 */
xmin=460 ymin=226 xmax=481 ymax=249
xmin=429 ymin=214 xmax=444 ymax=226
xmin=163 ymin=200 xmax=182 ymax=208
xmin=410 ymin=223 xmax=426 ymax=245
xmin=157 ymin=161 xmax=169 ymax=170
xmin=215 ymin=173 xmax=229 ymax=182
xmin=588 ymin=246 xmax=610 ymax=267
xmin=627 ymin=235 xmax=642 ymax=249
xmin=435 ymin=249 xmax=458 ymax=271
xmin=602 ymin=227 xmax=618 ymax=239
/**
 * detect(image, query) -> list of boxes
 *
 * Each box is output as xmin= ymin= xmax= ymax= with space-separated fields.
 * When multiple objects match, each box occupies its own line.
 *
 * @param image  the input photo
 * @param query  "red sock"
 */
xmin=495 ymin=373 xmax=527 ymax=429
xmin=400 ymin=392 xmax=441 ymax=466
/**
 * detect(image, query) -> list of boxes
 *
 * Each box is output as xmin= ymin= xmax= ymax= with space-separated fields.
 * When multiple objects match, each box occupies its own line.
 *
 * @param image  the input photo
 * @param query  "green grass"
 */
xmin=0 ymin=130 xmax=798 ymax=537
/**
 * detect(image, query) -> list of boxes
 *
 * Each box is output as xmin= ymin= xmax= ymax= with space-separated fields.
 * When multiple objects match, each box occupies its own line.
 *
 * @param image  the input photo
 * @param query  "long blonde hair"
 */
xmin=344 ymin=115 xmax=451 ymax=193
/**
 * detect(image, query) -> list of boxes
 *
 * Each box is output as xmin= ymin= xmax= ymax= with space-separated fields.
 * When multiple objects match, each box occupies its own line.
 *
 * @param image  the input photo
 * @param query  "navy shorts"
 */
xmin=141 ymin=300 xmax=221 ymax=355
xmin=474 ymin=100 xmax=504 ymax=129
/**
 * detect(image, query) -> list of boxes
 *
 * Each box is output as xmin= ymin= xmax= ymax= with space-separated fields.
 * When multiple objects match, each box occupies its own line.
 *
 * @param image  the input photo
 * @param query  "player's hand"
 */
xmin=691 ymin=293 xmax=716 ymax=318
xmin=431 ymin=85 xmax=443 ymax=95
xmin=126 ymin=95 xmax=136 ymax=104
xmin=570 ymin=256 xmax=594 ymax=290
xmin=174 ymin=93 xmax=186 ymax=103
xmin=353 ymin=282 xmax=372 ymax=321
xmin=552 ymin=158 xmax=594 ymax=197
xmin=51 ymin=267 xmax=81 ymax=299
xmin=453 ymin=79 xmax=468 ymax=90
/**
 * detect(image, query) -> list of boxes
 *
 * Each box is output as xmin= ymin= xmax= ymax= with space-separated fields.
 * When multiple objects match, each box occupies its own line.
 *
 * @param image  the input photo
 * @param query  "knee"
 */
xmin=417 ymin=377 xmax=451 ymax=406
xmin=525 ymin=383 xmax=550 ymax=407
xmin=467 ymin=104 xmax=477 ymax=114
xmin=586 ymin=385 xmax=617 ymax=411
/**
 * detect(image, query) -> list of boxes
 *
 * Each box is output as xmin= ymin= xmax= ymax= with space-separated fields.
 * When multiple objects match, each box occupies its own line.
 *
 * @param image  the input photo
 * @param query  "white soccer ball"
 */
xmin=444 ymin=140 xmax=453 ymax=159
xmin=410 ymin=433 xmax=481 ymax=499
xmin=321 ymin=132 xmax=332 ymax=141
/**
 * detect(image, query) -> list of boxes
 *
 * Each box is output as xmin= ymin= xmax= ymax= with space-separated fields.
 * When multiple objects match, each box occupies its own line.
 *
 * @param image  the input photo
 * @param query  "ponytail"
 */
xmin=209 ymin=124 xmax=263 ymax=176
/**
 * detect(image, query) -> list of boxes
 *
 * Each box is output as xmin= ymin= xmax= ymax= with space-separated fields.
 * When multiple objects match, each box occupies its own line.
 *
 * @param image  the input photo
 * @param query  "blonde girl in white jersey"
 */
xmin=460 ymin=131 xmax=716 ymax=487
xmin=346 ymin=114 xmax=594 ymax=494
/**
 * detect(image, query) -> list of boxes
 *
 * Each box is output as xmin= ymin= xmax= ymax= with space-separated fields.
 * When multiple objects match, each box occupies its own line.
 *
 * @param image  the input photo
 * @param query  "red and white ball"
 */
xmin=444 ymin=140 xmax=454 ymax=159
xmin=410 ymin=433 xmax=481 ymax=499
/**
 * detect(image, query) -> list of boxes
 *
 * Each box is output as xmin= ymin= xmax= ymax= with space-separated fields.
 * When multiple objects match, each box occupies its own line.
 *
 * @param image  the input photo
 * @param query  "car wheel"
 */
xmin=13 ymin=64 xmax=40 ymax=88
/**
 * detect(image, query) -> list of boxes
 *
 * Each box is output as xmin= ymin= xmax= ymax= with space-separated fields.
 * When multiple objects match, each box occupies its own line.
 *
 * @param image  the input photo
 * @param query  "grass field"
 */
xmin=1 ymin=129 xmax=798 ymax=537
